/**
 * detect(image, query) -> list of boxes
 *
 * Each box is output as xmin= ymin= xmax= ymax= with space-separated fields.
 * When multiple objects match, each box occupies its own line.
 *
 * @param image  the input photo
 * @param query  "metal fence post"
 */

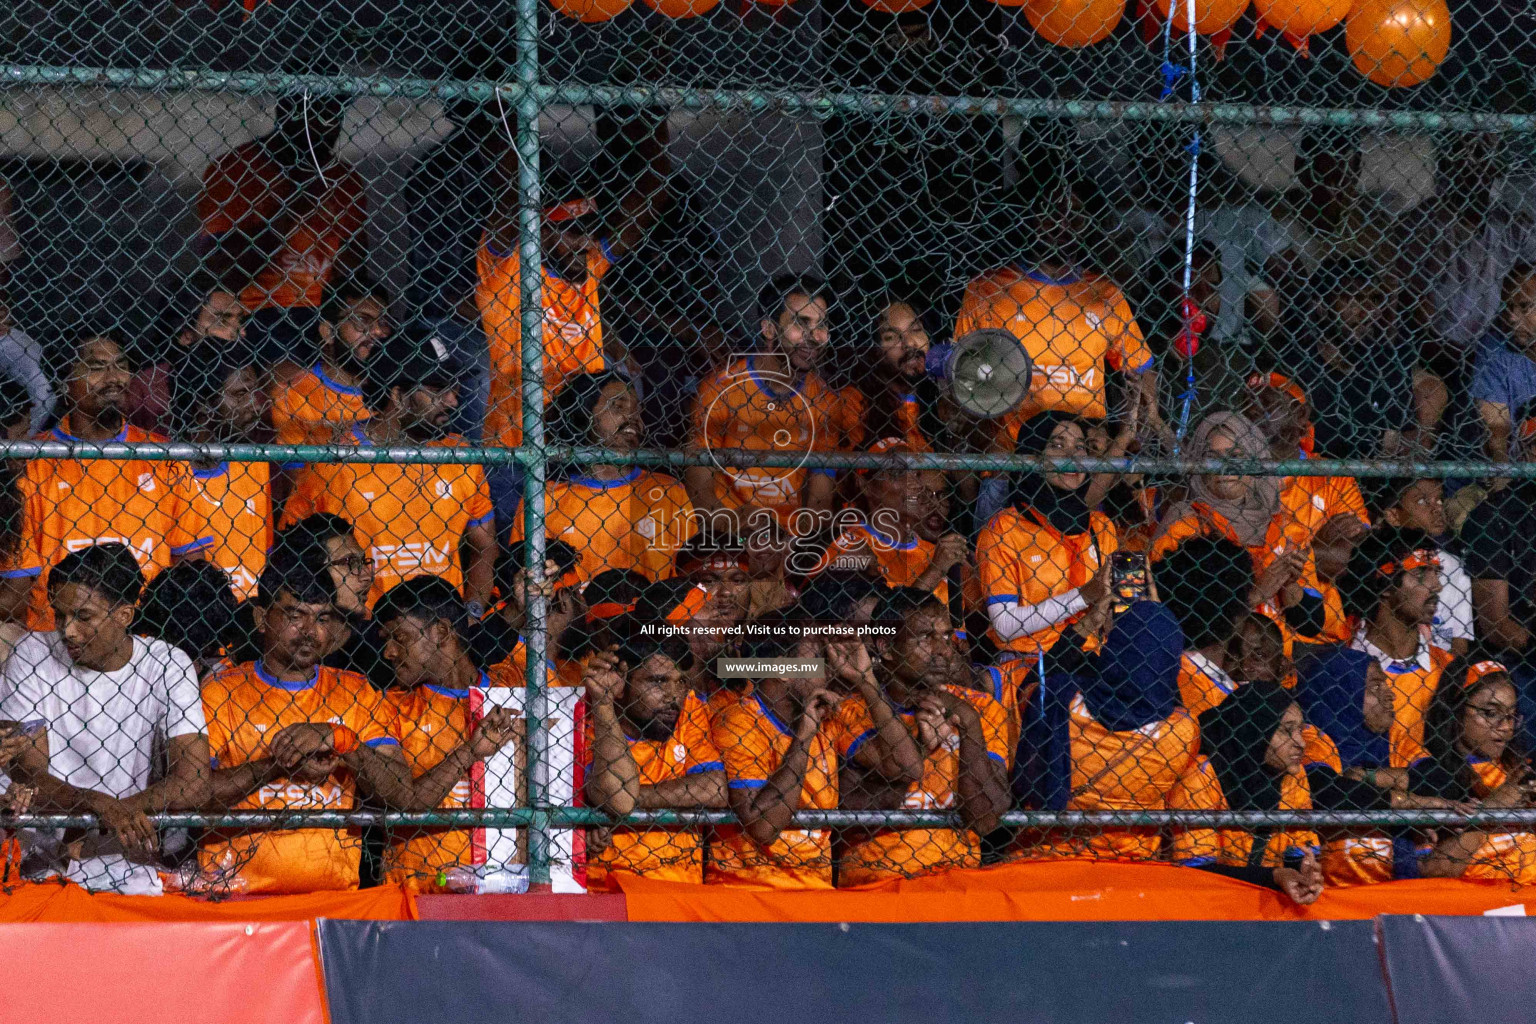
xmin=513 ymin=0 xmax=552 ymax=892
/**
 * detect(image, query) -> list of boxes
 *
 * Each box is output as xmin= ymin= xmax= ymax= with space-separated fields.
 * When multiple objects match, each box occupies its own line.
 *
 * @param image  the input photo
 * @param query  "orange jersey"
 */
xmin=584 ymin=693 xmax=724 ymax=889
xmin=708 ymin=691 xmax=845 ymax=889
xmin=198 ymin=660 xmax=399 ymax=894
xmin=1299 ymin=729 xmax=1399 ymax=886
xmin=477 ymin=240 xmax=609 ymax=450
xmin=282 ymin=427 xmax=494 ymax=606
xmin=836 ymin=385 xmax=926 ymax=451
xmin=955 ymin=266 xmax=1153 ymax=432
xmin=977 ymin=507 xmax=1118 ymax=655
xmin=1021 ymin=695 xmax=1200 ymax=862
xmin=381 ymin=675 xmax=485 ymax=892
xmin=833 ymin=684 xmax=1011 ymax=885
xmin=977 ymin=661 xmax=1035 ymax=756
xmin=509 ymin=469 xmax=696 ymax=584
xmin=691 ymin=356 xmax=842 ymax=531
xmin=1352 ymin=633 xmax=1452 ymax=768
xmin=814 ymin=518 xmax=980 ymax=612
xmin=198 ymin=142 xmax=367 ymax=310
xmin=485 ymin=637 xmax=560 ymax=689
xmin=270 ymin=365 xmax=371 ymax=454
xmin=1277 ymin=460 xmax=1370 ymax=543
xmin=1168 ymin=755 xmax=1321 ymax=868
xmin=1455 ymin=759 xmax=1536 ymax=885
xmin=189 ymin=460 xmax=271 ymax=601
xmin=21 ymin=422 xmax=213 ymax=629
xmin=1177 ymin=650 xmax=1240 ymax=719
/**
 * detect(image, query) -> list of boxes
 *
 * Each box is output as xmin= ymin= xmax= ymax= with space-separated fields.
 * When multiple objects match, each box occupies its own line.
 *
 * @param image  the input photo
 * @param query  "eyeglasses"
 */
xmin=328 ymin=555 xmax=373 ymax=577
xmin=1469 ymin=705 xmax=1523 ymax=728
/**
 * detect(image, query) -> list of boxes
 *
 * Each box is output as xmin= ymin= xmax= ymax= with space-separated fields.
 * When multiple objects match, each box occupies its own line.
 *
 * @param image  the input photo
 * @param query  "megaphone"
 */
xmin=927 ymin=328 xmax=1034 ymax=420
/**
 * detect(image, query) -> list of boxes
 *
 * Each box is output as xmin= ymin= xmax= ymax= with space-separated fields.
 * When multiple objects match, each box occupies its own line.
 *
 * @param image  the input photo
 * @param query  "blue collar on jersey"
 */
xmin=192 ymin=461 xmax=230 ymax=480
xmin=569 ymin=467 xmax=644 ymax=490
xmin=255 ymin=660 xmax=318 ymax=692
xmin=746 ymin=354 xmax=804 ymax=402
xmin=424 ymin=670 xmax=490 ymax=700
xmin=51 ymin=422 xmax=129 ymax=444
xmin=857 ymin=518 xmax=916 ymax=552
xmin=1019 ymin=265 xmax=1082 ymax=287
xmin=314 ymin=363 xmax=363 ymax=397
xmin=754 ymin=691 xmax=795 ymax=737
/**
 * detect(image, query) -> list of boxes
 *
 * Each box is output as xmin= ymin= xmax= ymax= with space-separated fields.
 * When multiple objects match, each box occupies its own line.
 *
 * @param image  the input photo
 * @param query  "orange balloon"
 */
xmin=642 ymin=0 xmax=720 ymax=14
xmin=1251 ymin=0 xmax=1351 ymax=39
xmin=549 ymin=0 xmax=632 ymax=19
xmin=1026 ymin=0 xmax=1125 ymax=46
xmin=1155 ymin=0 xmax=1249 ymax=35
xmin=860 ymin=0 xmax=936 ymax=10
xmin=1346 ymin=0 xmax=1451 ymax=87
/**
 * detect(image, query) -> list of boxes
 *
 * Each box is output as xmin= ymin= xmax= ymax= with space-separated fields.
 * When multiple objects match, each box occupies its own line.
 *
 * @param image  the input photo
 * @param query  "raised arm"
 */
xmin=826 ymin=642 xmax=922 ymax=785
xmin=582 ymin=652 xmax=640 ymax=818
xmin=725 ymin=691 xmax=838 ymax=848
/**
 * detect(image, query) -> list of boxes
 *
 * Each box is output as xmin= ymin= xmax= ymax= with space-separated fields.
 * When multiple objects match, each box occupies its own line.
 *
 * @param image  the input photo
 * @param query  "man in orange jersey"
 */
xmin=269 ymin=279 xmax=390 ymax=460
xmin=955 ymin=179 xmax=1160 ymax=445
xmin=283 ymin=326 xmax=496 ymax=611
xmin=270 ymin=513 xmax=377 ymax=675
xmin=1157 ymin=536 xmax=1257 ymax=717
xmin=374 ymin=577 xmax=519 ymax=892
xmin=583 ymin=637 xmax=727 ymax=888
xmin=18 ymin=334 xmax=212 ymax=629
xmin=200 ymin=554 xmax=419 ymax=894
xmin=832 ymin=589 xmax=1010 ymax=885
xmin=1340 ymin=528 xmax=1453 ymax=769
xmin=709 ymin=628 xmax=921 ymax=888
xmin=196 ymin=94 xmax=367 ymax=376
xmin=476 ymin=112 xmax=669 ymax=476
xmin=837 ymin=298 xmax=935 ymax=452
xmin=686 ymin=276 xmax=843 ymax=534
xmin=172 ymin=349 xmax=271 ymax=601
xmin=816 ymin=450 xmax=970 ymax=608
xmin=0 ymin=544 xmax=211 ymax=894
xmin=509 ymin=371 xmax=695 ymax=584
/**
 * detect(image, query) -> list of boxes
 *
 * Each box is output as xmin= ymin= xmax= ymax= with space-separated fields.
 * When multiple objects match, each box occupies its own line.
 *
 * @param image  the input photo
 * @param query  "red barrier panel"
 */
xmin=0 ymin=920 xmax=325 ymax=1024
xmin=0 ymin=879 xmax=418 ymax=922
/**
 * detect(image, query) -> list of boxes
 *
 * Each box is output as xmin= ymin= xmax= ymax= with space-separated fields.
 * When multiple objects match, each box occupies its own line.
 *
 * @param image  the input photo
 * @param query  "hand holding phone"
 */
xmin=1110 ymin=552 xmax=1151 ymax=614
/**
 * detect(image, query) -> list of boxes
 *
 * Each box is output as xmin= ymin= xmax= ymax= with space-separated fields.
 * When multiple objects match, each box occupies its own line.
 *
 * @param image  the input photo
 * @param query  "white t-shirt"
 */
xmin=0 ymin=632 xmax=206 ymax=895
xmin=1432 ymin=549 xmax=1476 ymax=651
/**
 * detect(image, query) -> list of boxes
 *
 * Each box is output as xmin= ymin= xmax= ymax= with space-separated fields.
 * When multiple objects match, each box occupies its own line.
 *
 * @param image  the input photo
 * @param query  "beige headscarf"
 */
xmin=1158 ymin=411 xmax=1282 ymax=548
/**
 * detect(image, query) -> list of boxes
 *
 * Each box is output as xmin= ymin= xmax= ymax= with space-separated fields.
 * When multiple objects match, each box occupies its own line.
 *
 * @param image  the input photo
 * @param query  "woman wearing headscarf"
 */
xmin=1166 ymin=681 xmax=1323 ymax=904
xmin=1412 ymin=658 xmax=1536 ymax=884
xmin=977 ymin=412 xmax=1117 ymax=659
xmin=1292 ymin=646 xmax=1414 ymax=885
xmin=1151 ymin=410 xmax=1328 ymax=641
xmin=1014 ymin=601 xmax=1200 ymax=861
xmin=509 ymin=371 xmax=696 ymax=585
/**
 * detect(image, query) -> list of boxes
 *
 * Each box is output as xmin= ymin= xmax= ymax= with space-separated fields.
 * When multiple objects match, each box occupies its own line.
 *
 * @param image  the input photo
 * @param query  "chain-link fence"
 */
xmin=0 ymin=0 xmax=1535 ymax=902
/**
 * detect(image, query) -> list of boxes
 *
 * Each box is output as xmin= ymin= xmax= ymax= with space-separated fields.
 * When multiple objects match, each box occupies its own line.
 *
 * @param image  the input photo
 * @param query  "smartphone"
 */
xmin=1110 ymin=552 xmax=1151 ymax=614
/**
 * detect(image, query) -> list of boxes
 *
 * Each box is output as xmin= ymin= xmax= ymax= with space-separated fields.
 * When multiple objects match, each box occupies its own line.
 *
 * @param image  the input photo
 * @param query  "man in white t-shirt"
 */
xmin=0 ymin=542 xmax=211 ymax=894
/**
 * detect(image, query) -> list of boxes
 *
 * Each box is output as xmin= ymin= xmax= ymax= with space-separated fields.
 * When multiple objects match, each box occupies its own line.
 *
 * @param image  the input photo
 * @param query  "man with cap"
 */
xmin=281 ymin=323 xmax=497 ymax=613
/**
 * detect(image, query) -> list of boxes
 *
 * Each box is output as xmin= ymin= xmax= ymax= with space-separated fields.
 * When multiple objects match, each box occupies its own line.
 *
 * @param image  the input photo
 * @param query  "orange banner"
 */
xmin=616 ymin=861 xmax=1536 ymax=922
xmin=0 ymin=879 xmax=418 ymax=923
xmin=0 ymin=920 xmax=326 ymax=1024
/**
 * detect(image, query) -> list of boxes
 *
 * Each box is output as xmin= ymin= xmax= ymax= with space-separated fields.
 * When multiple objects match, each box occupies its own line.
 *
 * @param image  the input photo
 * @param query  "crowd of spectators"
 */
xmin=4 ymin=96 xmax=1536 ymax=904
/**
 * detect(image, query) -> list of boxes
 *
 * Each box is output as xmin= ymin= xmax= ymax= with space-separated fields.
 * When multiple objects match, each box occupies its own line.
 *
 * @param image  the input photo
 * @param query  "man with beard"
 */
xmin=373 ymin=577 xmax=518 ymax=892
xmin=814 ymin=444 xmax=969 ymax=608
xmin=1340 ymin=528 xmax=1452 ymax=770
xmin=127 ymin=283 xmax=247 ymax=433
xmin=0 ymin=543 xmax=211 ymax=894
xmin=200 ymin=553 xmax=411 ymax=894
xmin=837 ymin=298 xmax=938 ymax=451
xmin=686 ymin=276 xmax=844 ymax=534
xmin=582 ymin=636 xmax=727 ymax=888
xmin=270 ymin=279 xmax=390 ymax=452
xmin=831 ymin=588 xmax=1010 ymax=885
xmin=173 ymin=350 xmax=272 ymax=601
xmin=19 ymin=333 xmax=213 ymax=629
xmin=282 ymin=325 xmax=495 ymax=612
xmin=955 ymin=178 xmax=1160 ymax=452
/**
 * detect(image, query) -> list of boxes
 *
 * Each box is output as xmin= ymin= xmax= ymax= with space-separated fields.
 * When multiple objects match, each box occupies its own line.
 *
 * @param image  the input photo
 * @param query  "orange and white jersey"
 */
xmin=691 ymin=356 xmax=843 ymax=531
xmin=270 ymin=365 xmax=371 ymax=454
xmin=955 ymin=265 xmax=1152 ymax=438
xmin=282 ymin=427 xmax=494 ymax=606
xmin=509 ymin=468 xmax=696 ymax=584
xmin=21 ymin=421 xmax=213 ymax=630
xmin=1351 ymin=629 xmax=1453 ymax=768
xmin=1168 ymin=755 xmax=1321 ymax=869
xmin=189 ymin=460 xmax=272 ymax=601
xmin=198 ymin=660 xmax=400 ymax=894
xmin=477 ymin=239 xmax=610 ymax=450
xmin=198 ymin=141 xmax=367 ymax=311
xmin=976 ymin=506 xmax=1118 ymax=655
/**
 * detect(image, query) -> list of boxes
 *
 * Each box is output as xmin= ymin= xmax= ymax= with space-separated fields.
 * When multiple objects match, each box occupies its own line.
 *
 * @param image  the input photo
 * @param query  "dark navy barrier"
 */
xmin=317 ymin=919 xmax=1389 ymax=1024
xmin=1378 ymin=914 xmax=1536 ymax=1024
